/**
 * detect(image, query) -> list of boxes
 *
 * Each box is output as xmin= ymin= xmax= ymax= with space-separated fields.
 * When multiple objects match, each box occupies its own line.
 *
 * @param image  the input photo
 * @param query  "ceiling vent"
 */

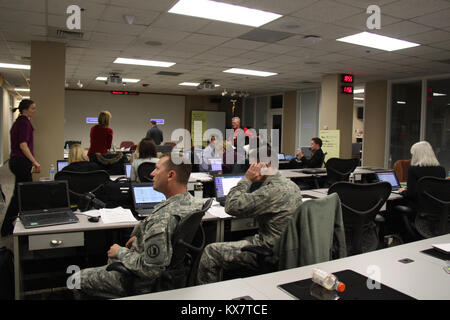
xmin=156 ymin=71 xmax=183 ymax=76
xmin=105 ymin=73 xmax=122 ymax=86
xmin=47 ymin=26 xmax=84 ymax=39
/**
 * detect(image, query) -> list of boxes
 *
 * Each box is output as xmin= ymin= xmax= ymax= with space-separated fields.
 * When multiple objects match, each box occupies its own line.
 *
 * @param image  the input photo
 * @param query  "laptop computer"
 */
xmin=124 ymin=163 xmax=132 ymax=179
xmin=57 ymin=160 xmax=68 ymax=172
xmin=209 ymin=158 xmax=223 ymax=173
xmin=214 ymin=174 xmax=245 ymax=206
xmin=300 ymin=147 xmax=313 ymax=159
xmin=18 ymin=181 xmax=79 ymax=228
xmin=278 ymin=153 xmax=285 ymax=160
xmin=131 ymin=182 xmax=166 ymax=217
xmin=375 ymin=171 xmax=402 ymax=192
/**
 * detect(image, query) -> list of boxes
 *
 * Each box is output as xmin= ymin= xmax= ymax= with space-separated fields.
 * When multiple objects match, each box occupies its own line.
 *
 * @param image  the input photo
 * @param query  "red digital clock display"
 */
xmin=111 ymin=91 xmax=139 ymax=95
xmin=342 ymin=74 xmax=353 ymax=83
xmin=342 ymin=86 xmax=353 ymax=94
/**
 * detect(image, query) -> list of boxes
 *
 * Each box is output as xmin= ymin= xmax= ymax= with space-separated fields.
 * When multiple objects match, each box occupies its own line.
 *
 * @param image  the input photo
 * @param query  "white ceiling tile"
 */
xmin=0 ymin=8 xmax=45 ymax=25
xmin=333 ymin=12 xmax=401 ymax=32
xmin=100 ymin=5 xmax=160 ymax=26
xmin=182 ymin=34 xmax=231 ymax=46
xmin=94 ymin=21 xmax=147 ymax=36
xmin=429 ymin=39 xmax=450 ymax=51
xmin=382 ymin=0 xmax=450 ymax=19
xmin=139 ymin=27 xmax=189 ymax=43
xmin=47 ymin=0 xmax=107 ymax=20
xmin=300 ymin=23 xmax=358 ymax=40
xmin=372 ymin=21 xmax=433 ymax=38
xmin=220 ymin=0 xmax=319 ymax=15
xmin=221 ymin=39 xmax=266 ymax=50
xmin=410 ymin=8 xmax=450 ymax=28
xmin=151 ymin=13 xmax=212 ymax=32
xmin=399 ymin=45 xmax=444 ymax=57
xmin=403 ymin=30 xmax=450 ymax=45
xmin=334 ymin=0 xmax=397 ymax=9
xmin=291 ymin=0 xmax=363 ymax=23
xmin=196 ymin=21 xmax=253 ymax=38
xmin=418 ymin=50 xmax=450 ymax=61
xmin=262 ymin=15 xmax=322 ymax=34
xmin=110 ymin=0 xmax=176 ymax=12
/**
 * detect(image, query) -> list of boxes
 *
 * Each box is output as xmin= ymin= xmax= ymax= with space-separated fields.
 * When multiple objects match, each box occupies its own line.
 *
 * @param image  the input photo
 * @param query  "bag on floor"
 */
xmin=0 ymin=246 xmax=14 ymax=300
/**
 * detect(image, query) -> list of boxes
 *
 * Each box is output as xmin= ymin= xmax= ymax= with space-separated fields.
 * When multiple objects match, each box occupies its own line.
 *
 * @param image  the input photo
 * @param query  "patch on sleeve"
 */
xmin=147 ymin=244 xmax=160 ymax=259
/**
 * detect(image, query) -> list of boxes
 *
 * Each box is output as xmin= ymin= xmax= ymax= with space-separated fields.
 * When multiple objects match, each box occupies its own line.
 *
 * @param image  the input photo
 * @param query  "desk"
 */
xmin=123 ymin=234 xmax=450 ymax=300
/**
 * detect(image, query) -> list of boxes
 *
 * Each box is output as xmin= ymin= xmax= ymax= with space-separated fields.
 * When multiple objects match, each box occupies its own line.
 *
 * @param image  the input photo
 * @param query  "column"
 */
xmin=320 ymin=74 xmax=353 ymax=159
xmin=363 ymin=80 xmax=388 ymax=167
xmin=282 ymin=91 xmax=297 ymax=155
xmin=30 ymin=41 xmax=65 ymax=180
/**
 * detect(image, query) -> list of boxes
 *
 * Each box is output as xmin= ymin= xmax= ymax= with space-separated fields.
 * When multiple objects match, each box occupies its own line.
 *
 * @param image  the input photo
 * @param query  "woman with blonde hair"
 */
xmin=88 ymin=110 xmax=113 ymax=156
xmin=399 ymin=141 xmax=446 ymax=203
xmin=64 ymin=144 xmax=100 ymax=172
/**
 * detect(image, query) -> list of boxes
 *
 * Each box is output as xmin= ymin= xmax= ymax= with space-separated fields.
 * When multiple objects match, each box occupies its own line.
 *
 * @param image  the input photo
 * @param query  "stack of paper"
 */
xmin=190 ymin=172 xmax=213 ymax=182
xmin=208 ymin=200 xmax=232 ymax=218
xmin=99 ymin=207 xmax=137 ymax=224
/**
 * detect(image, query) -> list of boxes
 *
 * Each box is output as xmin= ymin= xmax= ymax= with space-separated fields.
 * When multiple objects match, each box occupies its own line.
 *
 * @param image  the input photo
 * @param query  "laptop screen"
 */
xmin=214 ymin=175 xmax=244 ymax=199
xmin=132 ymin=184 xmax=166 ymax=208
xmin=18 ymin=181 xmax=70 ymax=213
xmin=210 ymin=158 xmax=223 ymax=172
xmin=57 ymin=160 xmax=68 ymax=172
xmin=375 ymin=171 xmax=401 ymax=188
xmin=278 ymin=153 xmax=285 ymax=160
xmin=124 ymin=163 xmax=132 ymax=178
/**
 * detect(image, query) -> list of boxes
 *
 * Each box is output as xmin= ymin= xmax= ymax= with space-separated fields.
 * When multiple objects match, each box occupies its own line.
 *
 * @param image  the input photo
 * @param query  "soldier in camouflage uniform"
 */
xmin=72 ymin=154 xmax=202 ymax=299
xmin=197 ymin=147 xmax=303 ymax=284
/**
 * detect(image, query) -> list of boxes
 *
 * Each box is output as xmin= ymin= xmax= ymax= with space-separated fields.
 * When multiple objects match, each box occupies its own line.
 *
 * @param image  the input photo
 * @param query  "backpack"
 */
xmin=101 ymin=178 xmax=133 ymax=209
xmin=0 ymin=247 xmax=14 ymax=300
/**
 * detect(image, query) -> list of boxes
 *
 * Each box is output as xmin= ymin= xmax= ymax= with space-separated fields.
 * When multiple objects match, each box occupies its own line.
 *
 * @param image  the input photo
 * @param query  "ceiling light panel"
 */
xmin=223 ymin=68 xmax=278 ymax=77
xmin=114 ymin=57 xmax=175 ymax=67
xmin=0 ymin=63 xmax=30 ymax=70
xmin=337 ymin=32 xmax=420 ymax=52
xmin=168 ymin=0 xmax=282 ymax=27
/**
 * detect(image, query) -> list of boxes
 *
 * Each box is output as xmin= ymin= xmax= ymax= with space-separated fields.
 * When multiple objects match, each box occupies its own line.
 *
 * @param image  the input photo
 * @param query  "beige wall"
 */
xmin=352 ymin=105 xmax=364 ymax=143
xmin=65 ymin=90 xmax=186 ymax=150
xmin=1 ymin=87 xmax=14 ymax=165
xmin=363 ymin=80 xmax=388 ymax=167
xmin=282 ymin=91 xmax=297 ymax=155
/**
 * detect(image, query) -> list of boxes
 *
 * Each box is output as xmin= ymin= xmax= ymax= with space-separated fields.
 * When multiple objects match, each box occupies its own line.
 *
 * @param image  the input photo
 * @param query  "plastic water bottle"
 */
xmin=312 ymin=269 xmax=346 ymax=292
xmin=49 ymin=164 xmax=55 ymax=180
xmin=194 ymin=182 xmax=203 ymax=200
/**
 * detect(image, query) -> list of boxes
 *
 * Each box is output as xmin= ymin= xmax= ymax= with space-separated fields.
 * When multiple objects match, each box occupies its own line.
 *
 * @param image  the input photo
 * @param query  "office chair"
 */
xmin=119 ymin=141 xmax=135 ymax=149
xmin=89 ymin=152 xmax=128 ymax=175
xmin=54 ymin=170 xmax=110 ymax=207
xmin=325 ymin=157 xmax=359 ymax=186
xmin=396 ymin=177 xmax=450 ymax=241
xmin=224 ymin=194 xmax=347 ymax=278
xmin=137 ymin=162 xmax=156 ymax=182
xmin=106 ymin=199 xmax=213 ymax=296
xmin=328 ymin=181 xmax=391 ymax=256
xmin=393 ymin=159 xmax=411 ymax=183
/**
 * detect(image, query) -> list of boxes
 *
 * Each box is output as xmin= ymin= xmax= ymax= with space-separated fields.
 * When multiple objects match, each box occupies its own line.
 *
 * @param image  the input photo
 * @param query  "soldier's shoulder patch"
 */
xmin=147 ymin=244 xmax=160 ymax=258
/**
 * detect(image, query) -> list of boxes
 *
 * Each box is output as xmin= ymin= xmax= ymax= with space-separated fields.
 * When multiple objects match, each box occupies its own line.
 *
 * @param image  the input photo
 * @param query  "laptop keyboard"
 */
xmin=22 ymin=212 xmax=77 ymax=224
xmin=136 ymin=208 xmax=154 ymax=216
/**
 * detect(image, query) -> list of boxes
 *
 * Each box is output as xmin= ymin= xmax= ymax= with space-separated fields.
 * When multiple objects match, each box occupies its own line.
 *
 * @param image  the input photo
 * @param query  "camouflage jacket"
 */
xmin=116 ymin=192 xmax=202 ymax=280
xmin=225 ymin=172 xmax=303 ymax=248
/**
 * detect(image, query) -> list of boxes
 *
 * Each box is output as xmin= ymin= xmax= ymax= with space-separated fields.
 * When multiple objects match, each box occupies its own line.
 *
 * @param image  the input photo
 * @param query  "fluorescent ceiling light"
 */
xmin=15 ymin=88 xmax=30 ymax=92
xmin=96 ymin=77 xmax=107 ymax=81
xmin=96 ymin=76 xmax=141 ymax=83
xmin=169 ymin=0 xmax=282 ymax=27
xmin=114 ymin=57 xmax=175 ymax=68
xmin=0 ymin=62 xmax=30 ymax=70
xmin=179 ymin=82 xmax=200 ymax=86
xmin=223 ymin=68 xmax=277 ymax=77
xmin=21 ymin=96 xmax=30 ymax=99
xmin=354 ymin=97 xmax=364 ymax=100
xmin=433 ymin=92 xmax=447 ymax=96
xmin=397 ymin=101 xmax=406 ymax=104
xmin=337 ymin=32 xmax=420 ymax=52
xmin=354 ymin=89 xmax=364 ymax=94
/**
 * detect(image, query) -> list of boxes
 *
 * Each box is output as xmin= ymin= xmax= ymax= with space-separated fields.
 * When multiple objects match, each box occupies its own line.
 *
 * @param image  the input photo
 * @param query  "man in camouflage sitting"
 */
xmin=72 ymin=153 xmax=202 ymax=298
xmin=197 ymin=146 xmax=303 ymax=284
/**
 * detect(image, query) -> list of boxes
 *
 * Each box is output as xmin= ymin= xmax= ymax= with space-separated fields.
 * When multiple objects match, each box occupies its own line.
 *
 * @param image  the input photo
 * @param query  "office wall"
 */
xmin=1 ymin=87 xmax=15 ymax=166
xmin=185 ymin=95 xmax=219 ymax=131
xmin=65 ymin=90 xmax=185 ymax=149
xmin=283 ymin=91 xmax=297 ymax=155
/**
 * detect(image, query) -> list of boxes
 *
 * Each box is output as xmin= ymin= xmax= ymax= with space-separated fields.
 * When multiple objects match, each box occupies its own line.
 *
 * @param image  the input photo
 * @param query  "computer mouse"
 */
xmin=88 ymin=216 xmax=100 ymax=223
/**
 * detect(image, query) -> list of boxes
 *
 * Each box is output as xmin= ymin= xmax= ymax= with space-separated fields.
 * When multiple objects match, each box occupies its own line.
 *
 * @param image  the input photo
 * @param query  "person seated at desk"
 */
xmin=130 ymin=138 xmax=159 ymax=181
xmin=199 ymin=136 xmax=220 ymax=172
xmin=222 ymin=140 xmax=246 ymax=174
xmin=71 ymin=153 xmax=202 ymax=299
xmin=63 ymin=144 xmax=100 ymax=172
xmin=398 ymin=141 xmax=446 ymax=206
xmin=290 ymin=137 xmax=325 ymax=169
xmin=197 ymin=146 xmax=303 ymax=284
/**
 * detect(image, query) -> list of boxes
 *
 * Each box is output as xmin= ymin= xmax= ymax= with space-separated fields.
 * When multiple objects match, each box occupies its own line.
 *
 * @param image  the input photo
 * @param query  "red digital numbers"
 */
xmin=342 ymin=86 xmax=353 ymax=94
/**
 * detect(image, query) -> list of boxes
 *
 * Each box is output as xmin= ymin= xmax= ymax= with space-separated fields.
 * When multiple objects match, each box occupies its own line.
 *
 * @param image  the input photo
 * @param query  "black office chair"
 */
xmin=89 ymin=152 xmax=128 ymax=175
xmin=325 ymin=157 xmax=358 ymax=186
xmin=137 ymin=162 xmax=156 ymax=182
xmin=54 ymin=170 xmax=110 ymax=208
xmin=224 ymin=194 xmax=347 ymax=278
xmin=328 ymin=181 xmax=392 ymax=256
xmin=396 ymin=177 xmax=450 ymax=241
xmin=106 ymin=199 xmax=213 ymax=296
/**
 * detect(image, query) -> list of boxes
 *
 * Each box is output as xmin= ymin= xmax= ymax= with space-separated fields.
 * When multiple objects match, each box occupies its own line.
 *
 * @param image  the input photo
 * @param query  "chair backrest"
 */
xmin=415 ymin=176 xmax=450 ymax=238
xmin=89 ymin=152 xmax=128 ymax=175
xmin=120 ymin=141 xmax=135 ymax=149
xmin=328 ymin=181 xmax=391 ymax=255
xmin=272 ymin=193 xmax=346 ymax=270
xmin=393 ymin=159 xmax=411 ymax=182
xmin=154 ymin=199 xmax=213 ymax=291
xmin=137 ymin=162 xmax=156 ymax=182
xmin=54 ymin=170 xmax=110 ymax=205
xmin=325 ymin=158 xmax=358 ymax=185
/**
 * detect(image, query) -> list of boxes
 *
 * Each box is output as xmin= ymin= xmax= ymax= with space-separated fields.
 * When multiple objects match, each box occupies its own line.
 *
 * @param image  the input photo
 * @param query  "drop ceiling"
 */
xmin=0 ymin=0 xmax=449 ymax=96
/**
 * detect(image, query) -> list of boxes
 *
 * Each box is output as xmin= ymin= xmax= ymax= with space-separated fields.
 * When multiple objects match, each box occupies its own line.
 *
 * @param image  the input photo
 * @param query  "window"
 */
xmin=270 ymin=95 xmax=283 ymax=109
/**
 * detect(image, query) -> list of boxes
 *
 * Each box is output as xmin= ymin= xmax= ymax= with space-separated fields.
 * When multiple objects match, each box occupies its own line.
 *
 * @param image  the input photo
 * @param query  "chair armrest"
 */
xmin=241 ymin=245 xmax=273 ymax=257
xmin=106 ymin=262 xmax=133 ymax=276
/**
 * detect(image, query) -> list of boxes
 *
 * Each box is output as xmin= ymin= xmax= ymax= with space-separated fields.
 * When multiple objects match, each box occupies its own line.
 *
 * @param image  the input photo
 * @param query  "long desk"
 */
xmin=118 ymin=234 xmax=450 ymax=300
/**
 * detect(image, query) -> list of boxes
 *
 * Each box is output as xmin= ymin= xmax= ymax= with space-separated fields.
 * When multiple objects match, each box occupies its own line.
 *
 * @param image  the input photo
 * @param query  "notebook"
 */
xmin=124 ymin=163 xmax=132 ymax=178
xmin=57 ymin=160 xmax=68 ymax=172
xmin=214 ymin=175 xmax=244 ymax=206
xmin=131 ymin=182 xmax=166 ymax=217
xmin=375 ymin=171 xmax=401 ymax=191
xmin=18 ymin=181 xmax=79 ymax=228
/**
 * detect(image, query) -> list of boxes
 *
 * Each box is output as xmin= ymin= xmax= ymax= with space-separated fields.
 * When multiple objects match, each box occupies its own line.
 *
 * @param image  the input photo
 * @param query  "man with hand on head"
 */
xmin=197 ymin=146 xmax=303 ymax=284
xmin=72 ymin=153 xmax=202 ymax=298
xmin=290 ymin=137 xmax=325 ymax=169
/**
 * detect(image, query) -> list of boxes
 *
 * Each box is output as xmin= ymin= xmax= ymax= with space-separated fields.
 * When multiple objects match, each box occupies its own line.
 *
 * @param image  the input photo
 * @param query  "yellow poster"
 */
xmin=320 ymin=130 xmax=340 ymax=163
xmin=191 ymin=111 xmax=207 ymax=147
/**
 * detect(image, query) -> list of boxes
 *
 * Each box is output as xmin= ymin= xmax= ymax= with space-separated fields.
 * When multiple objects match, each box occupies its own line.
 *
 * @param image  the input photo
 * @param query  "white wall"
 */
xmin=1 ymin=87 xmax=16 ymax=165
xmin=65 ymin=90 xmax=185 ymax=149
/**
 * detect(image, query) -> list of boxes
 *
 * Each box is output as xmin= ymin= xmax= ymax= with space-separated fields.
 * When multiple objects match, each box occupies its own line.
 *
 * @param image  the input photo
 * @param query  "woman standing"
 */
xmin=1 ymin=100 xmax=40 ymax=237
xmin=88 ymin=110 xmax=113 ymax=156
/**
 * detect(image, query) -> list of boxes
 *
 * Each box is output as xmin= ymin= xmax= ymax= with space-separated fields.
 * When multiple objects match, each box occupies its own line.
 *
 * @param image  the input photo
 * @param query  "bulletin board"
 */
xmin=320 ymin=129 xmax=340 ymax=162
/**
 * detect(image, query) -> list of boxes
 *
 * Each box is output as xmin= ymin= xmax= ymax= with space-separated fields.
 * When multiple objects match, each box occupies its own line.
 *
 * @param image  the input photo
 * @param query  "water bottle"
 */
xmin=194 ymin=182 xmax=203 ymax=200
xmin=312 ymin=269 xmax=346 ymax=292
xmin=310 ymin=283 xmax=341 ymax=300
xmin=49 ymin=164 xmax=55 ymax=181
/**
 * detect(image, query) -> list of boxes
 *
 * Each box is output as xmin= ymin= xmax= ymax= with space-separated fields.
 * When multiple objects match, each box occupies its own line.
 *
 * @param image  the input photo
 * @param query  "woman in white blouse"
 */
xmin=130 ymin=138 xmax=159 ymax=182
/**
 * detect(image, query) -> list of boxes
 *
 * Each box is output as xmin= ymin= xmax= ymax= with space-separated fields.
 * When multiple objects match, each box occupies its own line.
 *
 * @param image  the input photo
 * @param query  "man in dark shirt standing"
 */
xmin=145 ymin=121 xmax=163 ymax=145
xmin=290 ymin=137 xmax=325 ymax=168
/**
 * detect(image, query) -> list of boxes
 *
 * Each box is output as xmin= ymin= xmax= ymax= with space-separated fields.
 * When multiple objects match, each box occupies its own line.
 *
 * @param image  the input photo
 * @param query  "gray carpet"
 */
xmin=0 ymin=161 xmax=15 ymax=250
